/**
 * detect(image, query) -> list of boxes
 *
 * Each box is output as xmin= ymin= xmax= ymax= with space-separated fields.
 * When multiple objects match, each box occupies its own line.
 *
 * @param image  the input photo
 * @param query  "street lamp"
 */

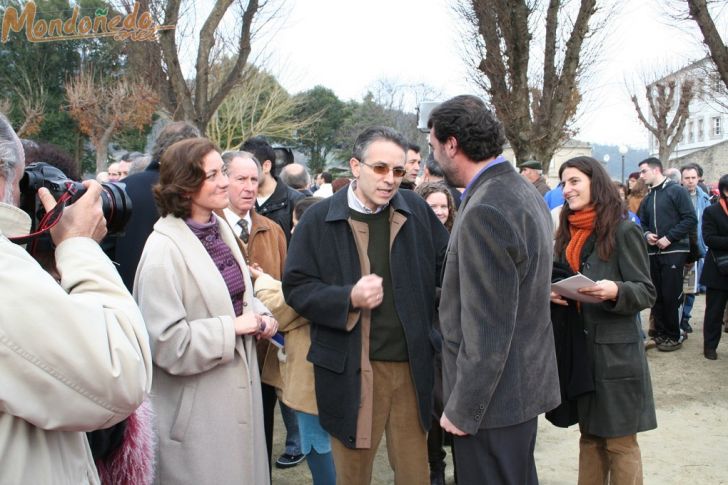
xmin=602 ymin=154 xmax=610 ymax=167
xmin=619 ymin=145 xmax=628 ymax=183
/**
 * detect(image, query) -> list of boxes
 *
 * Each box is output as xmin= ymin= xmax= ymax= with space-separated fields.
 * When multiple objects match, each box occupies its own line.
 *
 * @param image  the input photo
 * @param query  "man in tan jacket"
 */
xmin=221 ymin=150 xmax=305 ymax=470
xmin=0 ymin=114 xmax=152 ymax=483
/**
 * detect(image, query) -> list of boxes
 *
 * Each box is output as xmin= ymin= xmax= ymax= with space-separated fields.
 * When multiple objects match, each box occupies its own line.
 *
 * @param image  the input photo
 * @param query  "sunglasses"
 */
xmin=359 ymin=160 xmax=406 ymax=178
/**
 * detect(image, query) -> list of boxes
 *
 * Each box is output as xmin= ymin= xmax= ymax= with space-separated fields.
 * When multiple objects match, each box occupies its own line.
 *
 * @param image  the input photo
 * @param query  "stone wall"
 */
xmin=672 ymin=139 xmax=728 ymax=184
xmin=501 ymin=143 xmax=593 ymax=186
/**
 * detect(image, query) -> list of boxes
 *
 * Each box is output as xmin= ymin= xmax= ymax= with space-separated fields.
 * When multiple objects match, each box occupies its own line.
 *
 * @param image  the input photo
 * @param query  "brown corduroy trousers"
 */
xmin=578 ymin=432 xmax=644 ymax=485
xmin=331 ymin=361 xmax=428 ymax=485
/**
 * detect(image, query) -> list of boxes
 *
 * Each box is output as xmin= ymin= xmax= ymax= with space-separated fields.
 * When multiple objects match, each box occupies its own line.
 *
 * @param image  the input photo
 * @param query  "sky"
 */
xmin=244 ymin=0 xmax=724 ymax=151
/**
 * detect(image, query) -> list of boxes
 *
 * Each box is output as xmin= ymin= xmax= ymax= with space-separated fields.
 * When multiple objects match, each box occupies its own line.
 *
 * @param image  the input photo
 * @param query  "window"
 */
xmin=698 ymin=119 xmax=704 ymax=141
xmin=713 ymin=116 xmax=721 ymax=136
xmin=687 ymin=121 xmax=694 ymax=144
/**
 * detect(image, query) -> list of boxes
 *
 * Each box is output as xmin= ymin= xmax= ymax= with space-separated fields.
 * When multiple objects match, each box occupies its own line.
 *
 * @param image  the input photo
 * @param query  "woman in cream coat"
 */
xmin=134 ymin=138 xmax=277 ymax=484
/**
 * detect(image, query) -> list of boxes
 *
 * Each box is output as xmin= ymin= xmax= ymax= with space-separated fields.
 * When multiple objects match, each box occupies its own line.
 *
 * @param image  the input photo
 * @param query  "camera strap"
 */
xmin=9 ymin=192 xmax=72 ymax=251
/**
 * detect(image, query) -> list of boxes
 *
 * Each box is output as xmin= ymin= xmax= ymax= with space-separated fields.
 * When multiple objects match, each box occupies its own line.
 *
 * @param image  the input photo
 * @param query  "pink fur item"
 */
xmin=95 ymin=398 xmax=155 ymax=485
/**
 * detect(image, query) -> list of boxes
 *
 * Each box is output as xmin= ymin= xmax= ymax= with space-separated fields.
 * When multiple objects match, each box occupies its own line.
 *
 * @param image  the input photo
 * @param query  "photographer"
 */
xmin=0 ymin=114 xmax=152 ymax=483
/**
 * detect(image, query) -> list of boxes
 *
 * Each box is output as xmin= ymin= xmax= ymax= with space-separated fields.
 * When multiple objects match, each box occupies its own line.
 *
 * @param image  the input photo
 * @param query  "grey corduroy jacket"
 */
xmin=439 ymin=161 xmax=561 ymax=434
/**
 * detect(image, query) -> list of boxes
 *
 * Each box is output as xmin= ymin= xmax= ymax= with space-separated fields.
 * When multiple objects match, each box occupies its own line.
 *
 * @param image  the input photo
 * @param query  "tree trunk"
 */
xmin=159 ymin=0 xmax=259 ymax=133
xmin=631 ymin=80 xmax=693 ymax=164
xmin=687 ymin=0 xmax=728 ymax=90
xmin=95 ymin=126 xmax=115 ymax=174
xmin=468 ymin=0 xmax=597 ymax=174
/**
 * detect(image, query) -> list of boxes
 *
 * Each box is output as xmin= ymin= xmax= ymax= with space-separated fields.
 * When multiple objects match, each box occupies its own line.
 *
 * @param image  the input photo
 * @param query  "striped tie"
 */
xmin=237 ymin=218 xmax=249 ymax=244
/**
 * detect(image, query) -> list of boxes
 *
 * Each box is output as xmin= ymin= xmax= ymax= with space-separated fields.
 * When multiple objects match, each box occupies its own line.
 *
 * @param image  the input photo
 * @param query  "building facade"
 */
xmin=648 ymin=57 xmax=728 ymax=165
xmin=502 ymin=139 xmax=593 ymax=186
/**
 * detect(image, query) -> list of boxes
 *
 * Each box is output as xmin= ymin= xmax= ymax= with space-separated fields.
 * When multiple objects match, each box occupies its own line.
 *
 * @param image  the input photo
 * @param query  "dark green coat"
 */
xmin=558 ymin=220 xmax=657 ymax=438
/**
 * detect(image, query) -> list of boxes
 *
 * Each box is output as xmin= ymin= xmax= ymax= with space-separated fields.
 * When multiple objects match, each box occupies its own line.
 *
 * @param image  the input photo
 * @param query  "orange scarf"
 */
xmin=566 ymin=209 xmax=597 ymax=273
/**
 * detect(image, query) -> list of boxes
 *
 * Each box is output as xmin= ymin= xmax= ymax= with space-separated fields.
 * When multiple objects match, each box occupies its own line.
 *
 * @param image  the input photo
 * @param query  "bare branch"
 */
xmin=66 ymin=73 xmax=159 ymax=172
xmin=461 ymin=0 xmax=600 ymax=170
xmin=206 ymin=68 xmax=318 ymax=150
xmin=158 ymin=0 xmax=193 ymax=120
xmin=687 ymin=0 xmax=728 ymax=90
xmin=630 ymin=76 xmax=694 ymax=163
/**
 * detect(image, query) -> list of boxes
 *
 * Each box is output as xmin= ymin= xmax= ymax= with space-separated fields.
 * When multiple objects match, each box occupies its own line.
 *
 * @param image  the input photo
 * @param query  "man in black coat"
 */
xmin=637 ymin=157 xmax=697 ymax=351
xmin=113 ymin=122 xmax=200 ymax=290
xmin=283 ymin=126 xmax=449 ymax=485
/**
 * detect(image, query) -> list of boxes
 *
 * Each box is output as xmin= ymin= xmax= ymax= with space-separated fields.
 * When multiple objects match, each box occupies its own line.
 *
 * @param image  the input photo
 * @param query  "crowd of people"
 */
xmin=1 ymin=92 xmax=727 ymax=485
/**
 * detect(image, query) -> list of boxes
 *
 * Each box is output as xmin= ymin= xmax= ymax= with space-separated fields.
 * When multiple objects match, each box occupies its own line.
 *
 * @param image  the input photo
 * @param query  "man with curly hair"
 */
xmin=429 ymin=95 xmax=560 ymax=484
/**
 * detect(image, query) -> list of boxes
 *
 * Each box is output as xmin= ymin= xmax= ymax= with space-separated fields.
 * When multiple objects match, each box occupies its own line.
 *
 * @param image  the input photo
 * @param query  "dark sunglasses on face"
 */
xmin=359 ymin=160 xmax=406 ymax=178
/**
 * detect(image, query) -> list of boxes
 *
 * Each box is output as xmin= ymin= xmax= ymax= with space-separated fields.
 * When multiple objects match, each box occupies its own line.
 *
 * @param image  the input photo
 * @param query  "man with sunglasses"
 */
xmin=283 ymin=126 xmax=450 ymax=485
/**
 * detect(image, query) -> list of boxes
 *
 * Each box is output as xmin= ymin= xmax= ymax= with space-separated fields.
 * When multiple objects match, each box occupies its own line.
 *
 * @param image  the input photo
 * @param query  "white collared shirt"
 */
xmin=223 ymin=207 xmax=252 ymax=239
xmin=346 ymin=180 xmax=388 ymax=214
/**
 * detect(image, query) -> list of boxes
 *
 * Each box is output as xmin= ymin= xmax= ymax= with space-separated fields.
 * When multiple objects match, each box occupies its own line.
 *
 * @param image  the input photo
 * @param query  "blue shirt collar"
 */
xmin=461 ymin=156 xmax=507 ymax=199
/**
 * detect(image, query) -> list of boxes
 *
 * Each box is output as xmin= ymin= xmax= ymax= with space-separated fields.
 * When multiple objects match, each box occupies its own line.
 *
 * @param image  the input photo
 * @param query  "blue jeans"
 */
xmin=280 ymin=401 xmax=302 ymax=455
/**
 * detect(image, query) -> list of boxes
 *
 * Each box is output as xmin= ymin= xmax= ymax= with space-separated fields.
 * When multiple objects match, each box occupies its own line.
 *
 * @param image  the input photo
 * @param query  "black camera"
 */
xmin=19 ymin=162 xmax=132 ymax=235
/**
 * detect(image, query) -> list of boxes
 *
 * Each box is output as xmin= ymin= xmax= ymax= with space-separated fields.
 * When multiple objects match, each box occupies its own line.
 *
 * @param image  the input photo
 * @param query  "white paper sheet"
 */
xmin=551 ymin=273 xmax=602 ymax=303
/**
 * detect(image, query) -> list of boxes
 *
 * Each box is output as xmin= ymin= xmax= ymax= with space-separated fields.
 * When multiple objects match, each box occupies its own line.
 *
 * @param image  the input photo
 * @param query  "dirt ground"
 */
xmin=271 ymin=295 xmax=728 ymax=484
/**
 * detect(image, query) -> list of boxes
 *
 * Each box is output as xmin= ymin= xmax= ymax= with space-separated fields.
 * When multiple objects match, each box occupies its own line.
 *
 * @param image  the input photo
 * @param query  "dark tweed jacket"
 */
xmin=439 ymin=161 xmax=560 ymax=434
xmin=557 ymin=221 xmax=657 ymax=437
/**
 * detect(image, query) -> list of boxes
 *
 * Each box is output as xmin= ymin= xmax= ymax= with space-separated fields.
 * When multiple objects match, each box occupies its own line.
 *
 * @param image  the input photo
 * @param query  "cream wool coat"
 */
xmin=134 ymin=215 xmax=269 ymax=485
xmin=0 ymin=202 xmax=152 ymax=484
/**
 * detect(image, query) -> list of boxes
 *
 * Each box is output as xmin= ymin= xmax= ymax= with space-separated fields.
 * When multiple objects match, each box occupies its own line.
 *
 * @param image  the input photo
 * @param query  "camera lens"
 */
xmin=99 ymin=182 xmax=132 ymax=234
xmin=67 ymin=182 xmax=132 ymax=235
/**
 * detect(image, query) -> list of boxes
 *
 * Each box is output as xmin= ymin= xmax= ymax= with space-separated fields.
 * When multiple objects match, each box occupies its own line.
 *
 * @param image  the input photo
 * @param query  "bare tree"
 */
xmin=158 ymin=0 xmax=266 ymax=133
xmin=367 ymin=78 xmax=441 ymax=146
xmin=458 ymin=0 xmax=599 ymax=171
xmin=116 ymin=0 xmax=175 ymax=111
xmin=686 ymin=0 xmax=728 ymax=90
xmin=0 ymin=70 xmax=47 ymax=138
xmin=206 ymin=67 xmax=319 ymax=150
xmin=631 ymin=78 xmax=695 ymax=164
xmin=66 ymin=73 xmax=159 ymax=173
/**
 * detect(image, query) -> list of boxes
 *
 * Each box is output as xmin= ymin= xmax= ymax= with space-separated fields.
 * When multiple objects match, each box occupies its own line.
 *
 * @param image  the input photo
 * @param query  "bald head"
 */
xmin=280 ymin=163 xmax=311 ymax=190
xmin=107 ymin=162 xmax=121 ymax=181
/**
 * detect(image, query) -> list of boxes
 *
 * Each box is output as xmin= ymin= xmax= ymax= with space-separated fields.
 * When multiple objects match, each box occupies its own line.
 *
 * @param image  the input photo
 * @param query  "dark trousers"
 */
xmin=261 ymin=382 xmax=277 ymax=474
xmin=428 ymin=344 xmax=448 ymax=467
xmin=649 ymin=253 xmax=687 ymax=341
xmin=704 ymin=287 xmax=728 ymax=350
xmin=427 ymin=417 xmax=446 ymax=465
xmin=453 ymin=417 xmax=538 ymax=485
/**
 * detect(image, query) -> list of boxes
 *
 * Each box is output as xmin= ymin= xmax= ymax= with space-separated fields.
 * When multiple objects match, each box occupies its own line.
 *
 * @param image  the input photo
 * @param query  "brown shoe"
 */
xmin=704 ymin=348 xmax=718 ymax=360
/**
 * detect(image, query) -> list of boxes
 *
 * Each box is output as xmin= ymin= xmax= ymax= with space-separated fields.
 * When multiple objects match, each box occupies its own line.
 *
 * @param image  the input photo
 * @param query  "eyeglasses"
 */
xmin=358 ymin=160 xmax=406 ymax=178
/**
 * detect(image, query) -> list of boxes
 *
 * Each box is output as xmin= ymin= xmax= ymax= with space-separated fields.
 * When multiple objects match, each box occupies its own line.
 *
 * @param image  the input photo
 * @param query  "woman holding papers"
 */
xmin=551 ymin=156 xmax=657 ymax=485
